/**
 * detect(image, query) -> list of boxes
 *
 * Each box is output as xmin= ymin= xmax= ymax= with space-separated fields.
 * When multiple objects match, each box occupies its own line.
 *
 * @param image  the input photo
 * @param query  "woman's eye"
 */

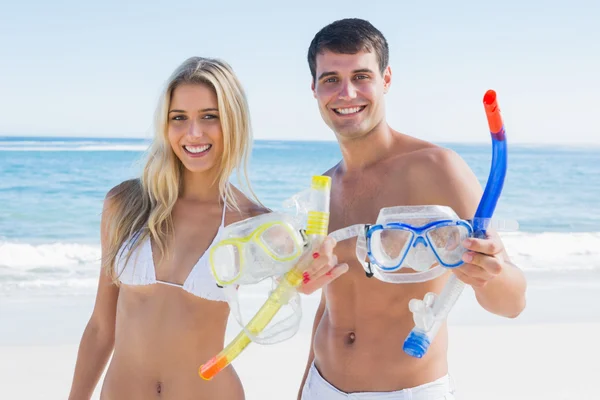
xmin=203 ymin=114 xmax=218 ymax=120
xmin=171 ymin=115 xmax=186 ymax=121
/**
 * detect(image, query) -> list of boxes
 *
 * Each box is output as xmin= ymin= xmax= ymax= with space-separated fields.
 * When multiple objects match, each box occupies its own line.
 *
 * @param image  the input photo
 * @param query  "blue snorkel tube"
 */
xmin=473 ymin=90 xmax=507 ymax=237
xmin=402 ymin=90 xmax=508 ymax=358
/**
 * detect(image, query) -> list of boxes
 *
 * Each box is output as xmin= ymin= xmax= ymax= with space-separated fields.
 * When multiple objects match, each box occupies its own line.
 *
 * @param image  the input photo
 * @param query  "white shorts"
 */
xmin=300 ymin=362 xmax=456 ymax=400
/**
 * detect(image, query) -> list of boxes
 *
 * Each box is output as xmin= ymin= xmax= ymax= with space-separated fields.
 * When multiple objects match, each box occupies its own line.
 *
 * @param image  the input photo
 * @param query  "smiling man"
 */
xmin=297 ymin=18 xmax=527 ymax=400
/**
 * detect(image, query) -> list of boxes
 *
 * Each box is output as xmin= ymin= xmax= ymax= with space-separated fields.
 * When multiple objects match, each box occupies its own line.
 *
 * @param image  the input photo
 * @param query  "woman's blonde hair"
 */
xmin=103 ymin=57 xmax=257 ymax=280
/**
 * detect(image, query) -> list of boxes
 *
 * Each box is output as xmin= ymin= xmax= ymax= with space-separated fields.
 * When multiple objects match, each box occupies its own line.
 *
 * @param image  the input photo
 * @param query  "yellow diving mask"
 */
xmin=210 ymin=212 xmax=308 ymax=287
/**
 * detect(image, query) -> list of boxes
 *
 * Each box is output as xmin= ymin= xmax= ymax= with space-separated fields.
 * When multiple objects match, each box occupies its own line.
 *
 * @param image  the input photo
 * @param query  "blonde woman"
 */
xmin=68 ymin=57 xmax=348 ymax=400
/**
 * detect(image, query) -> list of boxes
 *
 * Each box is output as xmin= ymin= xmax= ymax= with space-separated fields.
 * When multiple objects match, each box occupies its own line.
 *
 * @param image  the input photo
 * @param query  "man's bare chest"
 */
xmin=328 ymin=177 xmax=412 ymax=233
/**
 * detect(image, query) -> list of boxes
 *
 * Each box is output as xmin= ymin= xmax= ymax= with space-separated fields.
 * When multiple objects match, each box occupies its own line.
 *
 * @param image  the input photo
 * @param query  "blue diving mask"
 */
xmin=328 ymin=206 xmax=512 ymax=284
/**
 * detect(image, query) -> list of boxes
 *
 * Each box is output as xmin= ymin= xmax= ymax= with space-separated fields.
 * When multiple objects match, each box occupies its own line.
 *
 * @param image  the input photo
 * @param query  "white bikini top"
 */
xmin=114 ymin=201 xmax=227 ymax=302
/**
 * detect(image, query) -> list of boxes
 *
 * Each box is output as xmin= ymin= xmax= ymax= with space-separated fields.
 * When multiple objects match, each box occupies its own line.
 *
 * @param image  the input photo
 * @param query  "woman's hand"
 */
xmin=297 ymin=236 xmax=348 ymax=295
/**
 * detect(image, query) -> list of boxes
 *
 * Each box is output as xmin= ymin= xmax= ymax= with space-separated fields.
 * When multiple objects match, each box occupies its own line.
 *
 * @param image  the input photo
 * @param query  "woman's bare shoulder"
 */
xmin=225 ymin=186 xmax=271 ymax=225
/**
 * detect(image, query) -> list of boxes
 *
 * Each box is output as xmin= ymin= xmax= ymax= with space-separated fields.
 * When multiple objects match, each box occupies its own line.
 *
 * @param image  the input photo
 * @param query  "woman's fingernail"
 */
xmin=302 ymin=272 xmax=310 ymax=283
xmin=312 ymin=252 xmax=320 ymax=259
xmin=464 ymin=253 xmax=473 ymax=262
xmin=326 ymin=271 xmax=332 ymax=276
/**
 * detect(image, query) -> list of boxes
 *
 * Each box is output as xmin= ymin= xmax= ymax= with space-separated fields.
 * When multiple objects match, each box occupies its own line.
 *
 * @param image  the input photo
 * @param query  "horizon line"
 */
xmin=1 ymin=133 xmax=599 ymax=147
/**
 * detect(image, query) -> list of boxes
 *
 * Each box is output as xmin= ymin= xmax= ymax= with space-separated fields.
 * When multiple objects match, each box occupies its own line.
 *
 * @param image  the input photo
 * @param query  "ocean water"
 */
xmin=1 ymin=136 xmax=599 ymax=296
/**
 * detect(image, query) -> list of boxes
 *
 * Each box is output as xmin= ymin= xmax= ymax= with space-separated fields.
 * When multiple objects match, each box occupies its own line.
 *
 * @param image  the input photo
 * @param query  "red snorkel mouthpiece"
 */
xmin=483 ymin=90 xmax=505 ymax=141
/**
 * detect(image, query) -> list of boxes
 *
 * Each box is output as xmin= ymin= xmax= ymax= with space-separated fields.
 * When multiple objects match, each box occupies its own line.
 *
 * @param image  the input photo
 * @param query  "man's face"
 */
xmin=312 ymin=50 xmax=391 ymax=140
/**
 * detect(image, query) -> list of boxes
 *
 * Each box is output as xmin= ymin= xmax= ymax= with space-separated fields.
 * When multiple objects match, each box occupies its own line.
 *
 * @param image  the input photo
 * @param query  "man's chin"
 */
xmin=332 ymin=124 xmax=369 ymax=139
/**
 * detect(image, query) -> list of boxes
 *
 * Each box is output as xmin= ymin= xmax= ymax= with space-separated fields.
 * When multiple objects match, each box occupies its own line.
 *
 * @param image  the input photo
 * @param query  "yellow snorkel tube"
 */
xmin=199 ymin=175 xmax=331 ymax=380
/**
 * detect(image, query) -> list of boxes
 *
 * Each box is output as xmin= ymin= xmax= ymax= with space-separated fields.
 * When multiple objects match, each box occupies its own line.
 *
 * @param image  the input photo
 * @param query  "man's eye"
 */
xmin=325 ymin=77 xmax=337 ymax=83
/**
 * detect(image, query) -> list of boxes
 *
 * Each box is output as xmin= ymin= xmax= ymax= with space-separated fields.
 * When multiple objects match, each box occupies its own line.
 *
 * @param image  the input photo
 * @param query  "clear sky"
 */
xmin=1 ymin=0 xmax=598 ymax=144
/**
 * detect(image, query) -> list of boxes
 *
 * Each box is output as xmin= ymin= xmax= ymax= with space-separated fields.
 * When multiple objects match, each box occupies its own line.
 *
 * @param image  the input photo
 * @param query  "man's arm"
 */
xmin=297 ymin=290 xmax=326 ymax=400
xmin=413 ymin=147 xmax=527 ymax=318
xmin=459 ymin=234 xmax=527 ymax=318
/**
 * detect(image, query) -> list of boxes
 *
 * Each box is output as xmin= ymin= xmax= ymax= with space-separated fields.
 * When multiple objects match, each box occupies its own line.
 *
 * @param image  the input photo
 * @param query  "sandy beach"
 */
xmin=1 ymin=269 xmax=599 ymax=399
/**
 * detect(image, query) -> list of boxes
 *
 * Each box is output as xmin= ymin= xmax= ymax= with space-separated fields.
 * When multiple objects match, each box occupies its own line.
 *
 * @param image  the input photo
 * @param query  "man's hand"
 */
xmin=452 ymin=230 xmax=506 ymax=288
xmin=298 ymin=236 xmax=348 ymax=295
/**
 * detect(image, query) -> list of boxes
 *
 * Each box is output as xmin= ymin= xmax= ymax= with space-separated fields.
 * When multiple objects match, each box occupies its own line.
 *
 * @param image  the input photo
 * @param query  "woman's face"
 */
xmin=167 ymin=83 xmax=224 ymax=174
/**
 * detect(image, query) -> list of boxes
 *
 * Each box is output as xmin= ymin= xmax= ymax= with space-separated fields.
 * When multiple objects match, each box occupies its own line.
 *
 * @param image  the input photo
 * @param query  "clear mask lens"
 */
xmin=426 ymin=224 xmax=471 ymax=266
xmin=260 ymin=224 xmax=302 ymax=260
xmin=211 ymin=243 xmax=242 ymax=284
xmin=370 ymin=228 xmax=413 ymax=269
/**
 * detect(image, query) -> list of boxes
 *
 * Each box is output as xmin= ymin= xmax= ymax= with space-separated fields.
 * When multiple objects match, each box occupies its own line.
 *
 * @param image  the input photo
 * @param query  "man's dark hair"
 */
xmin=307 ymin=18 xmax=389 ymax=81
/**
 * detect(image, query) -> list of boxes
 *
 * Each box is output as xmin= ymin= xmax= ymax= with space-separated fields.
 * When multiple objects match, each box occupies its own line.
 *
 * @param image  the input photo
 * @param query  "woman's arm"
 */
xmin=68 ymin=193 xmax=120 ymax=399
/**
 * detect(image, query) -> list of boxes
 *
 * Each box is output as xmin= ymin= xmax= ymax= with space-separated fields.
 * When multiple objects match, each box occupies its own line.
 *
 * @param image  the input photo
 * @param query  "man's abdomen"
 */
xmin=313 ymin=291 xmax=449 ymax=393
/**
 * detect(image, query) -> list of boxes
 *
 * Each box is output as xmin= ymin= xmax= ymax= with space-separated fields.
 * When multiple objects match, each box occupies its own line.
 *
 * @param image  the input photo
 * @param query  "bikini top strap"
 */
xmin=220 ymin=196 xmax=228 ymax=227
